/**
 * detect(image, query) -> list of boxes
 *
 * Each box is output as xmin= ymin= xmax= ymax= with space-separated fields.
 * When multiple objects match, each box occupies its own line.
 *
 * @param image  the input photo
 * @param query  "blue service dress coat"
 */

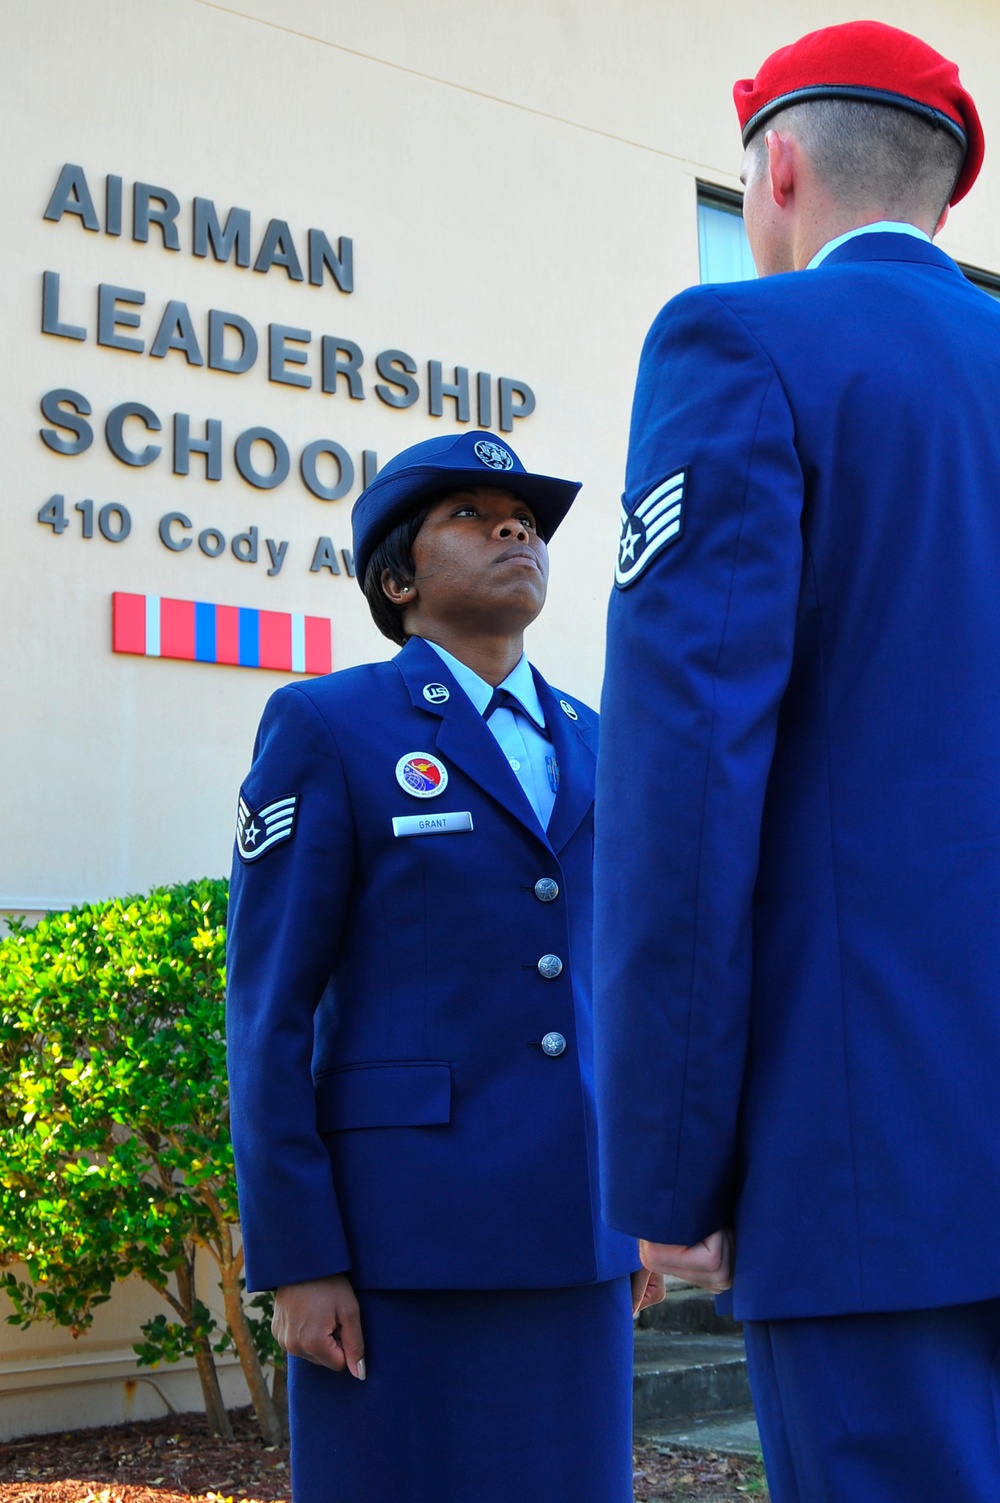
xmin=227 ymin=634 xmax=636 ymax=1501
xmin=595 ymin=233 xmax=1000 ymax=1324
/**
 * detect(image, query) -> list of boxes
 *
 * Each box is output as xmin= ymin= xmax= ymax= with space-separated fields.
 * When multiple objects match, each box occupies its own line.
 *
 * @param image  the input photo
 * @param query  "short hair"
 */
xmin=750 ymin=98 xmax=964 ymax=223
xmin=362 ymin=505 xmax=429 ymax=646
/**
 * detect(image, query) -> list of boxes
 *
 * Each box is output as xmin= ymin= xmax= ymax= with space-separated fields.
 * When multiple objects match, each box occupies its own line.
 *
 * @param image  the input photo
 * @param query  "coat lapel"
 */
xmin=394 ymin=639 xmax=545 ymax=842
xmin=532 ymin=671 xmax=596 ymax=855
xmin=393 ymin=640 xmax=596 ymax=854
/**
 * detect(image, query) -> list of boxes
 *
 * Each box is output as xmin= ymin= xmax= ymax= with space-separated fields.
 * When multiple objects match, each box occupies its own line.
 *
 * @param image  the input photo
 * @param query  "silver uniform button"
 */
xmin=541 ymin=1032 xmax=567 ymax=1057
xmin=534 ymin=878 xmax=559 ymax=903
xmin=537 ymin=953 xmax=563 ymax=979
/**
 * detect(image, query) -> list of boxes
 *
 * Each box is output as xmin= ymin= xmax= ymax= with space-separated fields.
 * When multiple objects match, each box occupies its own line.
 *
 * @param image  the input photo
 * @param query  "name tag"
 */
xmin=392 ymin=811 xmax=475 ymax=838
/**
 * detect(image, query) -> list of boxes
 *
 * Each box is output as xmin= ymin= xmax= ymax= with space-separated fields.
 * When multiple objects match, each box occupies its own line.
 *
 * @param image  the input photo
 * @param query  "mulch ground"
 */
xmin=0 ymin=1409 xmax=769 ymax=1502
xmin=632 ymin=1442 xmax=768 ymax=1500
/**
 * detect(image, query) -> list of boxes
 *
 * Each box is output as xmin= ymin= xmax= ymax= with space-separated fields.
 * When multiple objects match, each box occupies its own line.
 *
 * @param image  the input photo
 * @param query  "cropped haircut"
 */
xmin=362 ymin=505 xmax=429 ymax=646
xmin=751 ymin=98 xmax=965 ymax=224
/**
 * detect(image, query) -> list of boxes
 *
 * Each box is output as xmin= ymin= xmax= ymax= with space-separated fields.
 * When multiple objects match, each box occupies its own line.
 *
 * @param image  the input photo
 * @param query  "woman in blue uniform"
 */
xmin=226 ymin=430 xmax=656 ymax=1502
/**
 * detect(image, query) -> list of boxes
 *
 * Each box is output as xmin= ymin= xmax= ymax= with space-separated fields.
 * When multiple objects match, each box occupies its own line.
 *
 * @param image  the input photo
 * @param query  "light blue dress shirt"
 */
xmin=808 ymin=220 xmax=931 ymax=270
xmin=426 ymin=641 xmax=557 ymax=830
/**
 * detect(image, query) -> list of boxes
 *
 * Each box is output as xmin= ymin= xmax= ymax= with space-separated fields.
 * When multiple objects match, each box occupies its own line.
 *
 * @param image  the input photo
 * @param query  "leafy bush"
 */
xmin=0 ymin=879 xmax=284 ymax=1442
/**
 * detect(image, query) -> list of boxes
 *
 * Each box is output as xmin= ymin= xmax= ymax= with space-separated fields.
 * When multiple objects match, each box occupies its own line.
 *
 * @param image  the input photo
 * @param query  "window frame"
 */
xmin=959 ymin=262 xmax=1000 ymax=300
xmin=696 ymin=182 xmax=745 ymax=217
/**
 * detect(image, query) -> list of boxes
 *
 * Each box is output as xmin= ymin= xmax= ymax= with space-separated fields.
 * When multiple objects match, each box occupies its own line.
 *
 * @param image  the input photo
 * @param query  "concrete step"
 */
xmin=632 ymin=1287 xmax=759 ymax=1454
xmin=637 ymin=1284 xmax=742 ymax=1337
xmin=632 ymin=1330 xmax=751 ymax=1429
xmin=640 ymin=1408 xmax=762 ymax=1459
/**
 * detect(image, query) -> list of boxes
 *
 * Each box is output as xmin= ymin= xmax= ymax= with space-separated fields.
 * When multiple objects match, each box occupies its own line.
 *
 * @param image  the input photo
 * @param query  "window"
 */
xmin=960 ymin=263 xmax=1000 ymax=301
xmin=696 ymin=187 xmax=1000 ymax=298
xmin=697 ymin=185 xmax=757 ymax=284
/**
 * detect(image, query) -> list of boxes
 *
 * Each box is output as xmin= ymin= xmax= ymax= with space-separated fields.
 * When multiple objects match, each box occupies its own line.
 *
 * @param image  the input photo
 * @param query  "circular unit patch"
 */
xmin=474 ymin=439 xmax=515 ymax=471
xmin=422 ymin=682 xmax=450 ymax=704
xmin=396 ymin=752 xmax=449 ymax=799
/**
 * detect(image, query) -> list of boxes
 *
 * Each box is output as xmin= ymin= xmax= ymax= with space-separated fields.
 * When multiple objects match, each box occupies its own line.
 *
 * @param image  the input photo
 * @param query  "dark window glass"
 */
xmin=697 ymin=184 xmax=756 ymax=284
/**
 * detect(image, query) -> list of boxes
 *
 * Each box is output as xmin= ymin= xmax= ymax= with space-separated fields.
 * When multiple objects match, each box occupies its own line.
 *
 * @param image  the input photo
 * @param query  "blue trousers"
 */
xmin=288 ymin=1277 xmax=634 ymax=1503
xmin=744 ymin=1298 xmax=1000 ymax=1503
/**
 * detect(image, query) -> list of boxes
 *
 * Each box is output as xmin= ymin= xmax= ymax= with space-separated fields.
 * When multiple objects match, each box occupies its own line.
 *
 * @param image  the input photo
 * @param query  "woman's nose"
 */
xmin=495 ymin=517 xmax=529 ymax=540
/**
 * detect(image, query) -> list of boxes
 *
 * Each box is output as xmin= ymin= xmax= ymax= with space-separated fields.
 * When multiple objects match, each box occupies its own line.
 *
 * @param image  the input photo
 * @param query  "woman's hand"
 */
xmin=631 ymin=1267 xmax=667 ymax=1316
xmin=272 ymin=1274 xmax=367 ymax=1378
xmin=638 ymin=1228 xmax=734 ymax=1294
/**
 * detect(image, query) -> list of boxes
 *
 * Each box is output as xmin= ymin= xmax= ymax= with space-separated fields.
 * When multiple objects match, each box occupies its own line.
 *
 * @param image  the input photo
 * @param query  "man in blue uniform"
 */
xmin=594 ymin=21 xmax=1000 ymax=1502
xmin=227 ymin=431 xmax=650 ymax=1502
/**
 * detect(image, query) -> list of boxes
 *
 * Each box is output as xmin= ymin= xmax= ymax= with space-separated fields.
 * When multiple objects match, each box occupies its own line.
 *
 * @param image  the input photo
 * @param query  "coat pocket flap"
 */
xmin=315 ymin=1061 xmax=452 ymax=1131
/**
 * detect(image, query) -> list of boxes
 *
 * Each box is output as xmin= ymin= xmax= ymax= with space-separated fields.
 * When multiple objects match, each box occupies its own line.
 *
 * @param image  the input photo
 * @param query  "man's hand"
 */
xmin=272 ymin=1274 xmax=366 ymax=1378
xmin=631 ymin=1267 xmax=668 ymax=1316
xmin=639 ymin=1228 xmax=734 ymax=1294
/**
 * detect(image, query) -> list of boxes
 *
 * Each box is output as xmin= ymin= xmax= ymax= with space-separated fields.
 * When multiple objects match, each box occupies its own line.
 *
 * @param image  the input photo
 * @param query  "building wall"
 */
xmin=2 ymin=0 xmax=998 ymax=1432
xmin=0 ymin=1259 xmax=250 ymax=1442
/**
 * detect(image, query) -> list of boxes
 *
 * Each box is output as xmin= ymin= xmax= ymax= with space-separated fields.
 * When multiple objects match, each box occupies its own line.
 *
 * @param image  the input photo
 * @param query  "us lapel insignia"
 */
xmin=236 ymin=793 xmax=298 ymax=862
xmin=396 ymin=751 xmax=449 ymax=798
xmin=615 ymin=468 xmax=687 ymax=588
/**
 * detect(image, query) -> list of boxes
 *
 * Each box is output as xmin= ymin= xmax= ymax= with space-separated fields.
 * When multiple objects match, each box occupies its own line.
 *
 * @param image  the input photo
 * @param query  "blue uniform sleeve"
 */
xmin=594 ymin=287 xmax=804 ymax=1246
xmin=226 ymin=683 xmax=355 ymax=1291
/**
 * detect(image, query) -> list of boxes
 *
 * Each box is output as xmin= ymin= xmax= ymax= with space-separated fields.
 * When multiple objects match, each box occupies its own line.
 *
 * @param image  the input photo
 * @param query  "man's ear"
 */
xmin=381 ymin=568 xmax=415 ymax=607
xmin=766 ymin=128 xmax=796 ymax=208
xmin=934 ymin=203 xmax=950 ymax=238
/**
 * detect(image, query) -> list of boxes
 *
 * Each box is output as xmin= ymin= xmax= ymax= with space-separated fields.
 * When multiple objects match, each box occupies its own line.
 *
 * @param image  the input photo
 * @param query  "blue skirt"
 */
xmin=288 ymin=1277 xmax=634 ymax=1503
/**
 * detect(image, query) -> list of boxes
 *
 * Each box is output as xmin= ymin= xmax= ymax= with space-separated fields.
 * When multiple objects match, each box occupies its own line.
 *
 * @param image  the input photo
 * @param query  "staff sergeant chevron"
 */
xmin=615 ymin=469 xmax=687 ymax=588
xmin=236 ymin=793 xmax=298 ymax=862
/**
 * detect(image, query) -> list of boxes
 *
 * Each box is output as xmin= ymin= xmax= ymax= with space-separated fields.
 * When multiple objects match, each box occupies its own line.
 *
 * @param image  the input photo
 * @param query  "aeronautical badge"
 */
xmin=395 ymin=752 xmax=449 ymax=798
xmin=236 ymin=792 xmax=298 ymax=862
xmin=615 ymin=469 xmax=687 ymax=588
xmin=474 ymin=439 xmax=515 ymax=471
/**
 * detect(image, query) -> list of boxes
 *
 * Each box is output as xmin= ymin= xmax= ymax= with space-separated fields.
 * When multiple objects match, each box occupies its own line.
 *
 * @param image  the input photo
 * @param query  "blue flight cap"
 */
xmin=351 ymin=431 xmax=582 ymax=586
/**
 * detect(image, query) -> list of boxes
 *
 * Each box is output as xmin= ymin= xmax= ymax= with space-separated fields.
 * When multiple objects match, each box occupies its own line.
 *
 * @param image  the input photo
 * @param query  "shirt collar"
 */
xmin=425 ymin=640 xmax=546 ymax=730
xmin=807 ymin=221 xmax=931 ymax=271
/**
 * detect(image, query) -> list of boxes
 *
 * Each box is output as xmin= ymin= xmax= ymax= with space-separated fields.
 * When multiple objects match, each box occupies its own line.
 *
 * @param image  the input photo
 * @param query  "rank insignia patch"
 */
xmin=396 ymin=752 xmax=449 ymax=798
xmin=615 ymin=469 xmax=687 ymax=588
xmin=236 ymin=793 xmax=298 ymax=862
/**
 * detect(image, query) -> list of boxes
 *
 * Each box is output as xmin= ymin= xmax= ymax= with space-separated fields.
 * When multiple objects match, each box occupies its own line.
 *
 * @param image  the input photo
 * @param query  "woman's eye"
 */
xmin=453 ymin=506 xmax=479 ymax=517
xmin=518 ymin=516 xmax=537 ymax=531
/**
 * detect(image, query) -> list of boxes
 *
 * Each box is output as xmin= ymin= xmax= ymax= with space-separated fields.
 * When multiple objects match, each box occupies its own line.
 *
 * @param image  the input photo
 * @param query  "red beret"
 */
xmin=733 ymin=20 xmax=984 ymax=204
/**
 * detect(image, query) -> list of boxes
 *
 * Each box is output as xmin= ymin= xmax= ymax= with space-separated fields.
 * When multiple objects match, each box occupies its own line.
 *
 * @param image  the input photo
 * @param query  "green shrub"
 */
xmin=0 ymin=879 xmax=283 ymax=1442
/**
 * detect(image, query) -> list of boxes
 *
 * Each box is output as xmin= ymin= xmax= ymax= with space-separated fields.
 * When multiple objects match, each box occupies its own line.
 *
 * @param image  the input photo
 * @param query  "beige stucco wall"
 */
xmin=0 ymin=1258 xmax=250 ymax=1442
xmin=4 ymin=0 xmax=998 ymax=916
xmin=1 ymin=0 xmax=998 ymax=1434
